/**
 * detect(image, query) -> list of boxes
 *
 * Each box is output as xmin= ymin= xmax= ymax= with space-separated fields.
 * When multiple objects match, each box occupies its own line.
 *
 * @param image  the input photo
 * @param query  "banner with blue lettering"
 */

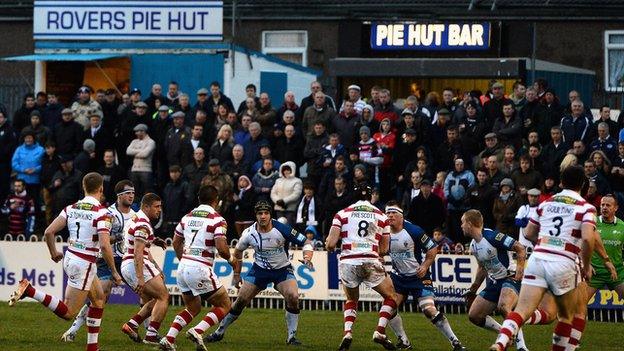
xmin=371 ymin=22 xmax=490 ymax=51
xmin=33 ymin=0 xmax=223 ymax=41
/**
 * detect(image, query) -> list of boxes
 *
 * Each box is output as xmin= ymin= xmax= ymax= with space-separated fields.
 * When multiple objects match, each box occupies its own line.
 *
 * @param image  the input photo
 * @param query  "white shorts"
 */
xmin=121 ymin=259 xmax=160 ymax=290
xmin=339 ymin=261 xmax=386 ymax=289
xmin=63 ymin=251 xmax=96 ymax=290
xmin=522 ymin=255 xmax=579 ymax=296
xmin=177 ymin=261 xmax=222 ymax=296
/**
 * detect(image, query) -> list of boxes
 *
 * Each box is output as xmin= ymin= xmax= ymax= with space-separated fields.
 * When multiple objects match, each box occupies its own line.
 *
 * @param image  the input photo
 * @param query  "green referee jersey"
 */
xmin=592 ymin=216 xmax=624 ymax=271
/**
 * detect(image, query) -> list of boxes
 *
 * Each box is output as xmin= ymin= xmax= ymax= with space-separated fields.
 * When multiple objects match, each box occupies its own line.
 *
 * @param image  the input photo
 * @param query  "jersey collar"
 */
xmin=599 ymin=216 xmax=617 ymax=225
xmin=82 ymin=195 xmax=101 ymax=205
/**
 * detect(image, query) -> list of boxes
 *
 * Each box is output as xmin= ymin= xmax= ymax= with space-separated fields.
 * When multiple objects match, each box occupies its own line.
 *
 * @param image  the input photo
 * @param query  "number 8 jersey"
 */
xmin=332 ymin=200 xmax=390 ymax=264
xmin=529 ymin=189 xmax=596 ymax=262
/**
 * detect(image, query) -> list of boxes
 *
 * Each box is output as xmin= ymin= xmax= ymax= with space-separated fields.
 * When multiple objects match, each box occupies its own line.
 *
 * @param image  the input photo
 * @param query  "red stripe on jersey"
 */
xmin=340 ymin=253 xmax=379 ymax=260
xmin=565 ymin=243 xmax=580 ymax=254
xmin=343 ymin=208 xmax=355 ymax=213
xmin=574 ymin=213 xmax=584 ymax=221
xmin=524 ymin=275 xmax=536 ymax=280
xmin=375 ymin=233 xmax=381 ymax=241
xmin=342 ymin=243 xmax=352 ymax=250
xmin=533 ymin=247 xmax=575 ymax=261
xmin=67 ymin=248 xmax=97 ymax=263
xmin=204 ymin=239 xmax=215 ymax=246
xmin=372 ymin=208 xmax=384 ymax=215
xmin=586 ymin=207 xmax=597 ymax=213
xmin=536 ymin=208 xmax=542 ymax=216
xmin=81 ymin=263 xmax=93 ymax=290
xmin=571 ymin=229 xmax=581 ymax=238
xmin=42 ymin=294 xmax=52 ymax=306
xmin=145 ymin=264 xmax=156 ymax=278
xmin=583 ymin=220 xmax=596 ymax=226
xmin=372 ymin=244 xmax=379 ymax=252
xmin=182 ymin=255 xmax=213 ymax=266
xmin=529 ymin=218 xmax=540 ymax=225
xmin=340 ymin=231 xmax=348 ymax=238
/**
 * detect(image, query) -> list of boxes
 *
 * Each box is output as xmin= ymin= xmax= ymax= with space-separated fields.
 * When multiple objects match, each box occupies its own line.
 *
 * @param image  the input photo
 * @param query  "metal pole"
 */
xmin=531 ymin=21 xmax=537 ymax=84
xmin=231 ymin=0 xmax=236 ymax=39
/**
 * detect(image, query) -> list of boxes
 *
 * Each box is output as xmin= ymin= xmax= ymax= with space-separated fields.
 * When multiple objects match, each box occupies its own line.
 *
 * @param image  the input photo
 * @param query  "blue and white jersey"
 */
xmin=236 ymin=220 xmax=307 ymax=270
xmin=108 ymin=203 xmax=137 ymax=257
xmin=389 ymin=220 xmax=437 ymax=278
xmin=470 ymin=228 xmax=517 ymax=281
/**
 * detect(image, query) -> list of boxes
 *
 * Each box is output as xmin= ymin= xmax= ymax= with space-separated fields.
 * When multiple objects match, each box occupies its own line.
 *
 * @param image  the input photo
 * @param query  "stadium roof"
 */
xmin=1 ymin=1 xmax=623 ymax=21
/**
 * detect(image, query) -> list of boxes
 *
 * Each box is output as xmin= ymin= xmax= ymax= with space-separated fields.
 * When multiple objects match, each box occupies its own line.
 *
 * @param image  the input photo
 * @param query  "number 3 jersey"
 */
xmin=175 ymin=204 xmax=227 ymax=267
xmin=332 ymin=200 xmax=390 ymax=265
xmin=60 ymin=195 xmax=112 ymax=262
xmin=529 ymin=189 xmax=597 ymax=262
xmin=236 ymin=220 xmax=307 ymax=270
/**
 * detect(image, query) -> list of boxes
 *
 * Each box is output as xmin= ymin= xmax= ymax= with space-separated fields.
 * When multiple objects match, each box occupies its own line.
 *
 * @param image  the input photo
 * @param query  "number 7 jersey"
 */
xmin=175 ymin=204 xmax=227 ymax=267
xmin=332 ymin=200 xmax=390 ymax=264
xmin=529 ymin=189 xmax=596 ymax=262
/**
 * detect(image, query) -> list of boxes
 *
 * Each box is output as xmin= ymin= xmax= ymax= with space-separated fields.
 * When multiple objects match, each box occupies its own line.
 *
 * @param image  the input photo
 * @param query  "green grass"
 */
xmin=0 ymin=302 xmax=621 ymax=350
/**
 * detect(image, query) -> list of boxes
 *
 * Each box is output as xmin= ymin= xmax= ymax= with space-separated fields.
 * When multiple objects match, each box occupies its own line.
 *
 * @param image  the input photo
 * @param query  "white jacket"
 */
xmin=126 ymin=136 xmax=156 ymax=172
xmin=270 ymin=161 xmax=302 ymax=212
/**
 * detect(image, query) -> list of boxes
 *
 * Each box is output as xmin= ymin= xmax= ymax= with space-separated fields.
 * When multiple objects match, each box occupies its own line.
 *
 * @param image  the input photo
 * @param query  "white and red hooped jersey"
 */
xmin=122 ymin=210 xmax=155 ymax=262
xmin=332 ymin=200 xmax=390 ymax=265
xmin=175 ymin=204 xmax=227 ymax=267
xmin=60 ymin=196 xmax=112 ymax=263
xmin=529 ymin=189 xmax=597 ymax=262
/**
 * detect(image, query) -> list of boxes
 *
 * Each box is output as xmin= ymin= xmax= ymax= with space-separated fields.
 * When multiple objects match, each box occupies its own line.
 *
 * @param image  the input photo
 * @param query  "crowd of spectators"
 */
xmin=1 ymin=78 xmax=622 ymax=250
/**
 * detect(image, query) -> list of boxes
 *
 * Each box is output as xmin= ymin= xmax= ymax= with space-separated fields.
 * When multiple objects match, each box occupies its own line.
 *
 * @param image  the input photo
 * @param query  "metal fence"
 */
xmin=0 ymin=76 xmax=33 ymax=116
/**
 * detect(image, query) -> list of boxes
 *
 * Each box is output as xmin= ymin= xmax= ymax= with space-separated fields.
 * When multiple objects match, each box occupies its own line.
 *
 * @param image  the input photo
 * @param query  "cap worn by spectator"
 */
xmin=62 ymin=108 xmax=73 ymax=115
xmin=130 ymin=88 xmax=141 ymax=95
xmin=30 ymin=110 xmax=41 ymax=118
xmin=347 ymin=85 xmax=361 ymax=92
xmin=89 ymin=110 xmax=103 ymax=118
xmin=500 ymin=178 xmax=514 ymax=188
xmin=354 ymin=164 xmax=366 ymax=174
xmin=133 ymin=124 xmax=148 ymax=132
xmin=527 ymin=188 xmax=541 ymax=196
xmin=158 ymin=105 xmax=169 ymax=112
xmin=172 ymin=111 xmax=185 ymax=119
xmin=484 ymin=132 xmax=497 ymax=140
xmin=401 ymin=108 xmax=414 ymax=116
xmin=438 ymin=108 xmax=450 ymax=116
xmin=83 ymin=139 xmax=96 ymax=152
xmin=135 ymin=101 xmax=148 ymax=108
xmin=404 ymin=128 xmax=417 ymax=135
xmin=60 ymin=154 xmax=74 ymax=163
xmin=491 ymin=82 xmax=504 ymax=89
xmin=78 ymin=86 xmax=91 ymax=94
xmin=197 ymin=88 xmax=209 ymax=95
xmin=208 ymin=158 xmax=220 ymax=166
xmin=421 ymin=179 xmax=432 ymax=186
xmin=359 ymin=126 xmax=371 ymax=136
xmin=362 ymin=104 xmax=373 ymax=113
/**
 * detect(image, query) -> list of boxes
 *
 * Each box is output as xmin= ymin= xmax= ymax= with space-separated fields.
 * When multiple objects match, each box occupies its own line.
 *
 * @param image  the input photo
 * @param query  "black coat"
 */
xmin=274 ymin=135 xmax=305 ymax=168
xmin=209 ymin=140 xmax=234 ymax=164
xmin=233 ymin=186 xmax=257 ymax=222
xmin=407 ymin=193 xmax=446 ymax=234
xmin=0 ymin=121 xmax=17 ymax=164
xmin=323 ymin=190 xmax=352 ymax=232
xmin=99 ymin=164 xmax=127 ymax=205
xmin=41 ymin=154 xmax=62 ymax=189
xmin=12 ymin=105 xmax=35 ymax=133
xmin=53 ymin=120 xmax=84 ymax=158
xmin=162 ymin=179 xmax=189 ymax=221
xmin=83 ymin=126 xmax=113 ymax=168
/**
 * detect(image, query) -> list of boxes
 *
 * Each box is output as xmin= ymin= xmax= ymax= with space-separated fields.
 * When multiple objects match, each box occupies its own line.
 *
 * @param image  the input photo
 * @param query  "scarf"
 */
xmin=296 ymin=196 xmax=316 ymax=225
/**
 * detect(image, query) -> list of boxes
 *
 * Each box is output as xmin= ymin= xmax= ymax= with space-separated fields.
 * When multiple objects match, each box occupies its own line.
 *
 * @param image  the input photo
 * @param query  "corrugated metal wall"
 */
xmin=534 ymin=70 xmax=595 ymax=107
xmin=130 ymin=53 xmax=224 ymax=102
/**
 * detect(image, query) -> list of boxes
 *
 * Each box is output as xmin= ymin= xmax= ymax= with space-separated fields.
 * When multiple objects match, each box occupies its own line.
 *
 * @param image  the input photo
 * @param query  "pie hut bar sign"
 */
xmin=371 ymin=22 xmax=491 ymax=50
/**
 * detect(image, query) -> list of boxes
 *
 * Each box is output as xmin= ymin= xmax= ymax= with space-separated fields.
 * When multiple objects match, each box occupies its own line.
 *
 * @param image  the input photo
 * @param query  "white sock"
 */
xmin=484 ymin=315 xmax=502 ymax=333
xmin=389 ymin=314 xmax=409 ymax=343
xmin=67 ymin=304 xmax=89 ymax=335
xmin=432 ymin=312 xmax=459 ymax=343
xmin=285 ymin=310 xmax=299 ymax=340
xmin=515 ymin=328 xmax=528 ymax=349
xmin=215 ymin=311 xmax=240 ymax=336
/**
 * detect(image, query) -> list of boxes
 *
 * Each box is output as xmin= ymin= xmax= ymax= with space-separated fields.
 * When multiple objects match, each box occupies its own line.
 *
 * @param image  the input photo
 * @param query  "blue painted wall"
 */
xmin=533 ymin=71 xmax=595 ymax=107
xmin=260 ymin=71 xmax=288 ymax=107
xmin=130 ymin=54 xmax=224 ymax=104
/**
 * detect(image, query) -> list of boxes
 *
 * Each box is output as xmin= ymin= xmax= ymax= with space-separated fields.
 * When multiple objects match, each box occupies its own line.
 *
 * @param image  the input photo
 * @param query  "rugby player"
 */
xmin=461 ymin=209 xmax=528 ymax=351
xmin=490 ymin=165 xmax=596 ymax=351
xmin=159 ymin=185 xmax=233 ymax=351
xmin=205 ymin=200 xmax=314 ymax=345
xmin=9 ymin=172 xmax=121 ymax=351
xmin=384 ymin=201 xmax=466 ymax=350
xmin=61 ymin=180 xmax=137 ymax=342
xmin=325 ymin=185 xmax=398 ymax=351
xmin=120 ymin=193 xmax=169 ymax=345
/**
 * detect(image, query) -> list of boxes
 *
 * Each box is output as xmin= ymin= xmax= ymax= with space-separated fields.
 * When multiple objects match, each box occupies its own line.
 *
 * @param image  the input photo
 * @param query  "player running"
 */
xmin=461 ymin=209 xmax=529 ymax=351
xmin=159 ymin=186 xmax=234 ymax=351
xmin=205 ymin=200 xmax=314 ymax=345
xmin=384 ymin=201 xmax=466 ymax=351
xmin=8 ymin=172 xmax=122 ymax=351
xmin=62 ymin=180 xmax=138 ymax=342
xmin=490 ymin=165 xmax=596 ymax=351
xmin=120 ymin=193 xmax=170 ymax=346
xmin=325 ymin=185 xmax=398 ymax=351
